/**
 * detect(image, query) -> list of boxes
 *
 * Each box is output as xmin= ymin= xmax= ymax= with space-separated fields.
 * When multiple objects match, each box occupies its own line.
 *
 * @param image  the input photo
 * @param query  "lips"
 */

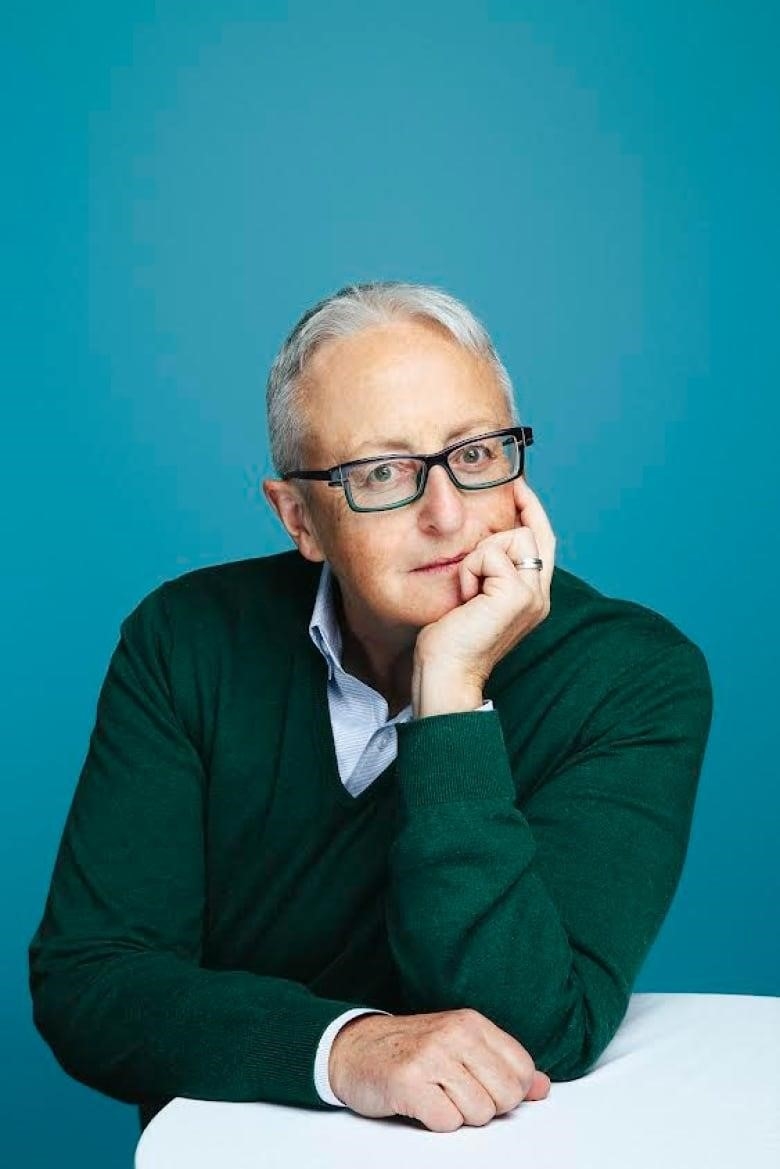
xmin=415 ymin=552 xmax=468 ymax=571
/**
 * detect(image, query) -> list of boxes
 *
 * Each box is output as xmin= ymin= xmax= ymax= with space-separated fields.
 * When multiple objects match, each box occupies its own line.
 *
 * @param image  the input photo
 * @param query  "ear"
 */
xmin=262 ymin=478 xmax=327 ymax=563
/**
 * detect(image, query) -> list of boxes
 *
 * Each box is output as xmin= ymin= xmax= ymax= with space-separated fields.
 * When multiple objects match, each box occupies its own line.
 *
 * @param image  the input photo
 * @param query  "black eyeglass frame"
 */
xmin=281 ymin=425 xmax=534 ymax=513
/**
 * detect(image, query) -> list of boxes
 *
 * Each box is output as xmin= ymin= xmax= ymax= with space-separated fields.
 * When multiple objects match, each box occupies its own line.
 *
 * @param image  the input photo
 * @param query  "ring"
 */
xmin=513 ymin=557 xmax=543 ymax=571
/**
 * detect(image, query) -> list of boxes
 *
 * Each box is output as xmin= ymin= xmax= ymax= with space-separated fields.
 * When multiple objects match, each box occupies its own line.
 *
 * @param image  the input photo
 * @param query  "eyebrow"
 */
xmin=346 ymin=418 xmax=501 ymax=460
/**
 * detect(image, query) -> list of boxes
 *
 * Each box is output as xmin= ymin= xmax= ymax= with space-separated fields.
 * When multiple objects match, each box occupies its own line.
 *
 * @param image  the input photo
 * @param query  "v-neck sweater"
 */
xmin=28 ymin=549 xmax=714 ymax=1134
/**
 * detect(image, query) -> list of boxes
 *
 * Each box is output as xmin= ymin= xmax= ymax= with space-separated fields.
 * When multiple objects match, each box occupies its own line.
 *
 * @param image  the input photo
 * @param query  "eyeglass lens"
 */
xmin=345 ymin=432 xmax=521 ymax=511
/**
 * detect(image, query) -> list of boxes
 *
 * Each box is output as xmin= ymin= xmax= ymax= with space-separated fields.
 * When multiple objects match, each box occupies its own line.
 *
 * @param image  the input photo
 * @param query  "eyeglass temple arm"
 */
xmin=280 ymin=470 xmax=334 ymax=481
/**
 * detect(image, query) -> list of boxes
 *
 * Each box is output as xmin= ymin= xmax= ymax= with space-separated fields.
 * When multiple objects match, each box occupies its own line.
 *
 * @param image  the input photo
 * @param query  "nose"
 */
xmin=417 ymin=463 xmax=466 ymax=530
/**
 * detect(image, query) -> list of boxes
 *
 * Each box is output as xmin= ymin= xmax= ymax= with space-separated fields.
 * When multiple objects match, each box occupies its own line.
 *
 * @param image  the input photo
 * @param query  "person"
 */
xmin=28 ymin=281 xmax=714 ymax=1136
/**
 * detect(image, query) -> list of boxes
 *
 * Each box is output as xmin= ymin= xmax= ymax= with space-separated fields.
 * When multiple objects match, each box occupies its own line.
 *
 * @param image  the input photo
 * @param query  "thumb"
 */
xmin=525 ymin=1070 xmax=551 ymax=1100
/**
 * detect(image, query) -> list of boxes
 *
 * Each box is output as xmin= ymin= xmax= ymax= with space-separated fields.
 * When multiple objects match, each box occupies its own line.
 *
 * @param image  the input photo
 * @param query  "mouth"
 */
xmin=413 ymin=552 xmax=468 ymax=573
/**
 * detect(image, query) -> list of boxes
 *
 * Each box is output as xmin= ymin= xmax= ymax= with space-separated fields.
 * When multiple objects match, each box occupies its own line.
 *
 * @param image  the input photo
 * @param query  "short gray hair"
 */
xmin=265 ymin=280 xmax=520 ymax=479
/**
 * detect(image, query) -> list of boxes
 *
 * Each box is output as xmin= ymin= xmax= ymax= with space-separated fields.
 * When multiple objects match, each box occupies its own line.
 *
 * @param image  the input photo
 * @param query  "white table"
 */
xmin=135 ymin=993 xmax=780 ymax=1168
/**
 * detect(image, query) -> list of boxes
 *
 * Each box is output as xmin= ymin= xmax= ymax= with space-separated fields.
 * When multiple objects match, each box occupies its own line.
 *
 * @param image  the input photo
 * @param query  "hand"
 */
xmin=413 ymin=476 xmax=556 ymax=689
xmin=328 ymin=1007 xmax=551 ymax=1133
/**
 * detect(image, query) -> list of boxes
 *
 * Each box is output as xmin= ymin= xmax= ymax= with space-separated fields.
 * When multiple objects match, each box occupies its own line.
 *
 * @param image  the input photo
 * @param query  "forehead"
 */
xmin=301 ymin=319 xmax=507 ymax=461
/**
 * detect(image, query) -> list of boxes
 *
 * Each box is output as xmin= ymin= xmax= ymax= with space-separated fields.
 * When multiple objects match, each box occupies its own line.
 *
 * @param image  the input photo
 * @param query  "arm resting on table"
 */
xmin=28 ymin=588 xmax=381 ymax=1114
xmin=386 ymin=640 xmax=713 ymax=1080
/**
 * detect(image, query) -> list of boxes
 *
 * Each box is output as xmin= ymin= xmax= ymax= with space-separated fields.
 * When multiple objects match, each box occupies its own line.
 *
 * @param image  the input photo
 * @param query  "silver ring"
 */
xmin=513 ymin=557 xmax=543 ymax=571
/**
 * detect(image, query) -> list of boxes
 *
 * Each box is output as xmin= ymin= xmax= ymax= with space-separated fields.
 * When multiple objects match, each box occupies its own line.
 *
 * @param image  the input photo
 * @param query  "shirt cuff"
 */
xmin=476 ymin=699 xmax=494 ymax=712
xmin=313 ymin=1007 xmax=393 ymax=1106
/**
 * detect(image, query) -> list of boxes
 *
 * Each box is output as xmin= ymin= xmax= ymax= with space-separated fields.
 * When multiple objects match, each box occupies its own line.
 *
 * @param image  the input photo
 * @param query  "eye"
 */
xmin=366 ymin=463 xmax=398 ymax=484
xmin=347 ymin=459 xmax=420 ymax=492
xmin=458 ymin=443 xmax=493 ymax=465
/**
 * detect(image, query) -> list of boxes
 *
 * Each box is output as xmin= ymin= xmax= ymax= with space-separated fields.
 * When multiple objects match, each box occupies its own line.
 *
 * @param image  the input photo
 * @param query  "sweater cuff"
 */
xmin=313 ymin=1008 xmax=393 ymax=1106
xmin=395 ymin=708 xmax=515 ymax=809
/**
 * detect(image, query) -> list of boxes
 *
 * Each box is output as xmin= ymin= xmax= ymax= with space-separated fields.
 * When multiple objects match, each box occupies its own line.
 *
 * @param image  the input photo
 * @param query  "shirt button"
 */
xmin=377 ymin=731 xmax=390 ymax=749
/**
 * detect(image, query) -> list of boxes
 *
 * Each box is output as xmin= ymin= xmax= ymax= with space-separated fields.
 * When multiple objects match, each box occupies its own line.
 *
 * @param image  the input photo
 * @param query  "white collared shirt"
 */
xmin=307 ymin=560 xmax=494 ymax=1103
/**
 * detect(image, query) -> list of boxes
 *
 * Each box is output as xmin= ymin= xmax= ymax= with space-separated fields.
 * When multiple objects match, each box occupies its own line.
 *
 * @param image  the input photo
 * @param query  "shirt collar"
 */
xmin=307 ymin=562 xmax=414 ymax=723
xmin=308 ymin=561 xmax=344 ymax=682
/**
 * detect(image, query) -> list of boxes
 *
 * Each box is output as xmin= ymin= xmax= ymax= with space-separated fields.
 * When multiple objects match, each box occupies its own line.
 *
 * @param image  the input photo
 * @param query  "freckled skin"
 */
xmin=263 ymin=318 xmax=520 ymax=712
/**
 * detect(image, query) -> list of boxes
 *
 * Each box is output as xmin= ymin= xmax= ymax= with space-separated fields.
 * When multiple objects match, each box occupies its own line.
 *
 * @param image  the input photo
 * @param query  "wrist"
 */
xmin=412 ymin=656 xmax=484 ymax=718
xmin=328 ymin=1018 xmax=359 ymax=1102
xmin=329 ymin=1013 xmax=388 ymax=1102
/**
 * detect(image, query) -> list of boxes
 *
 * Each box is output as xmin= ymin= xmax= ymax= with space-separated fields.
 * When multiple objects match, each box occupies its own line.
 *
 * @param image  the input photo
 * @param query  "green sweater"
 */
xmin=28 ymin=551 xmax=713 ymax=1133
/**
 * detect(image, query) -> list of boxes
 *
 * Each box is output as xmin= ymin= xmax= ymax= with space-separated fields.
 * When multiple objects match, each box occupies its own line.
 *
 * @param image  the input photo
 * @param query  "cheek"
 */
xmin=482 ymin=492 xmax=518 ymax=532
xmin=338 ymin=535 xmax=401 ymax=585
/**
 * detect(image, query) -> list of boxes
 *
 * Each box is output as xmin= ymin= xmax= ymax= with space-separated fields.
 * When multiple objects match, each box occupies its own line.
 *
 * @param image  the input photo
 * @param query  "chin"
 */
xmin=404 ymin=580 xmax=462 ymax=620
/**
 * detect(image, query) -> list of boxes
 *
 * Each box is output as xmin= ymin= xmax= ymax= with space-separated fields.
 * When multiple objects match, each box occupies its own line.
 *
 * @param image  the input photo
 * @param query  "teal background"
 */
xmin=4 ymin=2 xmax=778 ymax=1164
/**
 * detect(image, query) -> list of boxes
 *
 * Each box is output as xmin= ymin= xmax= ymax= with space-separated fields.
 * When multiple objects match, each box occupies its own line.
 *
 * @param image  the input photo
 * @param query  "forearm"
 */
xmin=29 ymin=937 xmax=365 ymax=1109
xmin=384 ymin=716 xmax=594 ymax=1074
xmin=385 ymin=789 xmax=602 ymax=1077
xmin=386 ymin=643 xmax=712 ymax=1080
xmin=27 ymin=588 xmax=375 ymax=1113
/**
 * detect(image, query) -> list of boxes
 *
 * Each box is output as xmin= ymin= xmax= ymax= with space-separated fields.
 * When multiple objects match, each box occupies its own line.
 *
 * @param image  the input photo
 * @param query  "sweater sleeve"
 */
xmin=27 ymin=586 xmax=381 ymax=1114
xmin=385 ymin=639 xmax=713 ymax=1080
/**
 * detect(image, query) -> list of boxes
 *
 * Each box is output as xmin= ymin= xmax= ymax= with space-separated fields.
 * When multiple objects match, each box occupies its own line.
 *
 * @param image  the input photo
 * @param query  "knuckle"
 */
xmin=392 ymin=1051 xmax=431 ymax=1089
xmin=419 ymin=1096 xmax=464 ymax=1133
xmin=406 ymin=1050 xmax=440 ymax=1082
xmin=470 ymin=1100 xmax=498 ymax=1127
xmin=441 ymin=1007 xmax=466 ymax=1027
xmin=437 ymin=1019 xmax=465 ymax=1046
xmin=494 ymin=1087 xmax=523 ymax=1115
xmin=518 ymin=1055 xmax=537 ymax=1087
xmin=453 ymin=1007 xmax=481 ymax=1030
xmin=435 ymin=1111 xmax=464 ymax=1133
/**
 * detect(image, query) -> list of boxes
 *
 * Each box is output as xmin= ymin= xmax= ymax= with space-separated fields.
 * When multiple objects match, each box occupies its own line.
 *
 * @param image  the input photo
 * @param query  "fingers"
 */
xmin=335 ymin=1008 xmax=551 ymax=1134
xmin=513 ymin=476 xmax=556 ymax=594
xmin=465 ymin=479 xmax=555 ymax=571
xmin=448 ymin=1011 xmax=547 ymax=1121
xmin=462 ymin=478 xmax=556 ymax=599
xmin=460 ymin=534 xmax=545 ymax=604
xmin=514 ymin=476 xmax=555 ymax=548
xmin=432 ymin=1054 xmax=549 ymax=1129
xmin=438 ymin=1063 xmax=501 ymax=1127
xmin=468 ymin=1012 xmax=543 ymax=1101
xmin=418 ymin=1069 xmax=549 ymax=1134
xmin=526 ymin=1070 xmax=552 ymax=1099
xmin=456 ymin=1051 xmax=536 ymax=1118
xmin=409 ymin=1082 xmax=466 ymax=1133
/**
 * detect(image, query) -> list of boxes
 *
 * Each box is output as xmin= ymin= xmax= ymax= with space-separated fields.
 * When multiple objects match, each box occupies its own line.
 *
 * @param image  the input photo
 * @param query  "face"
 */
xmin=263 ymin=317 xmax=521 ymax=655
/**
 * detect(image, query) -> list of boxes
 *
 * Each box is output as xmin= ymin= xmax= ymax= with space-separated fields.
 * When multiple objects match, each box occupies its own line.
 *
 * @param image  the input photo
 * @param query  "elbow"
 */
xmin=29 ymin=937 xmax=124 ymax=1099
xmin=30 ymin=971 xmax=140 ymax=1105
xmin=29 ymin=944 xmax=70 ymax=1067
xmin=534 ymin=985 xmax=630 ymax=1082
xmin=30 ymin=961 xmax=94 ymax=1088
xmin=543 ymin=1050 xmax=603 ymax=1082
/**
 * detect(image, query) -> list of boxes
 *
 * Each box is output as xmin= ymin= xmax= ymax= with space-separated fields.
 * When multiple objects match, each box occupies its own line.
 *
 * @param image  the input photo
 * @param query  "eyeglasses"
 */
xmin=281 ymin=425 xmax=534 ymax=513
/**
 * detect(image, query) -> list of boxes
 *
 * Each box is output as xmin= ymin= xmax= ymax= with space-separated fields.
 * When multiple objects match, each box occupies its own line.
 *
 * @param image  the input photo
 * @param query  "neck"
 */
xmin=334 ymin=581 xmax=415 ymax=715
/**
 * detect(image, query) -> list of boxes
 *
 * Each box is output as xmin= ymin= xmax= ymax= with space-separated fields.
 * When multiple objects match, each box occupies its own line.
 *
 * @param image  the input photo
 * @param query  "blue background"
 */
xmin=4 ymin=2 xmax=778 ymax=1164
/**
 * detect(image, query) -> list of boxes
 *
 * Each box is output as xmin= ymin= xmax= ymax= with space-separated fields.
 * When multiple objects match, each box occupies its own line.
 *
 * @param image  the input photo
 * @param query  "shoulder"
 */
xmin=124 ymin=549 xmax=321 ymax=652
xmin=549 ymin=568 xmax=714 ymax=758
xmin=550 ymin=564 xmax=706 ymax=659
xmin=551 ymin=563 xmax=711 ymax=673
xmin=493 ymin=562 xmax=712 ymax=704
